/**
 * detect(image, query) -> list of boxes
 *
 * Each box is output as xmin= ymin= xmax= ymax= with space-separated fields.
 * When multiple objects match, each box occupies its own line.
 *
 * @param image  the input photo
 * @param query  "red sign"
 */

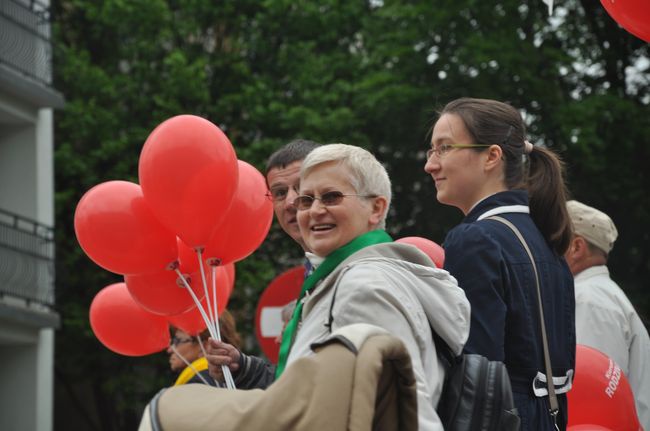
xmin=254 ymin=266 xmax=304 ymax=363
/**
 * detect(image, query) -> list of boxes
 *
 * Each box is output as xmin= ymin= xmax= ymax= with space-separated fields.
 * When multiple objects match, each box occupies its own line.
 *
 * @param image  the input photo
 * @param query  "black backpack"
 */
xmin=432 ymin=330 xmax=521 ymax=431
xmin=325 ymin=273 xmax=520 ymax=430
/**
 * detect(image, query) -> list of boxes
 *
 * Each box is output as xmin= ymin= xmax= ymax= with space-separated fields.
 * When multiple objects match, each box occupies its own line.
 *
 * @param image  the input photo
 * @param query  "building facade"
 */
xmin=0 ymin=0 xmax=63 ymax=430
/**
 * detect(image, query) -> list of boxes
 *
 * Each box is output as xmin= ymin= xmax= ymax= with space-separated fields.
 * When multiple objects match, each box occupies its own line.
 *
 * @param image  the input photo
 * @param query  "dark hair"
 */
xmin=216 ymin=309 xmax=241 ymax=349
xmin=265 ymin=139 xmax=321 ymax=175
xmin=440 ymin=98 xmax=572 ymax=255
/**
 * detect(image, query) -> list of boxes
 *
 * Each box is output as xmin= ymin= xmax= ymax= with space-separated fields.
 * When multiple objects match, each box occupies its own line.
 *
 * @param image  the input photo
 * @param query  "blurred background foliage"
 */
xmin=52 ymin=0 xmax=649 ymax=429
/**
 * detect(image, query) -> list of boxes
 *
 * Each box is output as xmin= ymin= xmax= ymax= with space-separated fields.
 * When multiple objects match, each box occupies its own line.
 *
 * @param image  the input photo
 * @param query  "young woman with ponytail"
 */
xmin=424 ymin=98 xmax=576 ymax=431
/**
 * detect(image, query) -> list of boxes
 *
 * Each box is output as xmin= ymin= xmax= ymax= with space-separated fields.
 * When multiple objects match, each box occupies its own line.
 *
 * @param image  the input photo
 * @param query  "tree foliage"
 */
xmin=52 ymin=1 xmax=649 ymax=429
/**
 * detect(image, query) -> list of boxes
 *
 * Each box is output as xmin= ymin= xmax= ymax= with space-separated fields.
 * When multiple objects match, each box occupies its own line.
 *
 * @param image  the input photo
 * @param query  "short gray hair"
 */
xmin=300 ymin=143 xmax=391 ymax=229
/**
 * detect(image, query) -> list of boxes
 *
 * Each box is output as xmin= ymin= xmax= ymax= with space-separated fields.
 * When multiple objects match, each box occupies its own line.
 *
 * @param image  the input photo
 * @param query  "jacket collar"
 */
xmin=574 ymin=265 xmax=610 ymax=283
xmin=463 ymin=190 xmax=529 ymax=223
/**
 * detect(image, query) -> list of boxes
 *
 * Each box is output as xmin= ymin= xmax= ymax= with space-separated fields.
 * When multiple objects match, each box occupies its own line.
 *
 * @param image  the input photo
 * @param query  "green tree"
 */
xmin=53 ymin=1 xmax=649 ymax=429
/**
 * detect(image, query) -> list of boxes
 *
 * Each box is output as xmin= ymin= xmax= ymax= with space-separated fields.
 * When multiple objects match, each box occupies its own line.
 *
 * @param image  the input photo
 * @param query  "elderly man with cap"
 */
xmin=565 ymin=200 xmax=650 ymax=428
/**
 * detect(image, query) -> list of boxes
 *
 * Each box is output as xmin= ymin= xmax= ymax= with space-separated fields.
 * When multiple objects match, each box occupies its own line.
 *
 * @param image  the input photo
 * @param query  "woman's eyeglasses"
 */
xmin=293 ymin=191 xmax=377 ymax=211
xmin=426 ymin=144 xmax=491 ymax=159
xmin=170 ymin=336 xmax=195 ymax=346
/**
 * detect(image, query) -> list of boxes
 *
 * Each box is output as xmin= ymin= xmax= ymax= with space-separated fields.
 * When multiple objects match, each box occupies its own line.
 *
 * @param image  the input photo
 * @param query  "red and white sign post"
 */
xmin=255 ymin=266 xmax=304 ymax=363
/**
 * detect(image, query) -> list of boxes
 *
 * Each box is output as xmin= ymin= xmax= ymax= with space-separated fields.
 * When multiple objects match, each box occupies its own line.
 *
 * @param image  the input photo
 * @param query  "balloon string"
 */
xmin=197 ymin=332 xmax=236 ymax=389
xmin=196 ymin=249 xmax=217 ymax=337
xmin=173 ymin=268 xmax=215 ymax=340
xmin=196 ymin=333 xmax=224 ymax=387
xmin=211 ymin=265 xmax=222 ymax=340
xmin=170 ymin=344 xmax=211 ymax=386
xmin=223 ymin=361 xmax=235 ymax=389
xmin=197 ymin=332 xmax=209 ymax=357
xmin=174 ymin=268 xmax=235 ymax=389
xmin=225 ymin=367 xmax=236 ymax=389
xmin=207 ymin=267 xmax=236 ymax=389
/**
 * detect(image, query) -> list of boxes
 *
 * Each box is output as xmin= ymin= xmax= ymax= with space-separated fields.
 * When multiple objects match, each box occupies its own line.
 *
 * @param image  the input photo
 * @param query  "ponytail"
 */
xmin=527 ymin=146 xmax=572 ymax=255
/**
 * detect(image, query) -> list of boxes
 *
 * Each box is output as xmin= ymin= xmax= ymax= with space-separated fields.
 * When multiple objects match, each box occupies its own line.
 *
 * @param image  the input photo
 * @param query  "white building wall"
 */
xmin=0 ymin=325 xmax=54 ymax=431
xmin=0 ymin=320 xmax=39 ymax=431
xmin=0 ymin=91 xmax=39 ymax=220
xmin=0 ymin=97 xmax=56 ymax=431
xmin=35 ymin=109 xmax=54 ymax=225
xmin=0 ymin=123 xmax=37 ymax=218
xmin=36 ymin=328 xmax=55 ymax=431
xmin=0 ymin=1 xmax=60 ymax=430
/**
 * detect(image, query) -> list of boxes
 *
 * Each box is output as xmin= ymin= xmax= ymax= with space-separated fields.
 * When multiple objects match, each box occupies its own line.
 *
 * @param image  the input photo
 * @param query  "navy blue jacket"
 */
xmin=444 ymin=190 xmax=576 ymax=431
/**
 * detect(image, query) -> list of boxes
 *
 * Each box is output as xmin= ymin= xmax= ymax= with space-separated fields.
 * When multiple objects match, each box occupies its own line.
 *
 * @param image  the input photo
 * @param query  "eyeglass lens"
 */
xmin=171 ymin=337 xmax=193 ymax=346
xmin=295 ymin=191 xmax=345 ymax=210
xmin=427 ymin=144 xmax=452 ymax=159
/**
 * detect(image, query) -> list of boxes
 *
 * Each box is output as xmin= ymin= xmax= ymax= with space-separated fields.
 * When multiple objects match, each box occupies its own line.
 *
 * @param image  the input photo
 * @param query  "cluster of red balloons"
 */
xmin=76 ymin=115 xmax=273 ymax=356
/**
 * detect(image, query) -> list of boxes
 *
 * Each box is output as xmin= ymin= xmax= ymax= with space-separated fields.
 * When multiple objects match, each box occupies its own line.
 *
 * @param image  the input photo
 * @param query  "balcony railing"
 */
xmin=0 ymin=208 xmax=55 ymax=306
xmin=0 ymin=0 xmax=53 ymax=86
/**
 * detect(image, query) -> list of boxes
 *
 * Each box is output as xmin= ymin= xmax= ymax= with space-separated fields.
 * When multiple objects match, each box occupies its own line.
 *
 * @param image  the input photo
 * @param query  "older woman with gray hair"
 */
xmin=276 ymin=143 xmax=470 ymax=430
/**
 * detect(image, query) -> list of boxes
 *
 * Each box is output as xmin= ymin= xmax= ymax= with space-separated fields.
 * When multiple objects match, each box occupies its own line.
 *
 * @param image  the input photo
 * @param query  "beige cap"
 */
xmin=567 ymin=200 xmax=618 ymax=254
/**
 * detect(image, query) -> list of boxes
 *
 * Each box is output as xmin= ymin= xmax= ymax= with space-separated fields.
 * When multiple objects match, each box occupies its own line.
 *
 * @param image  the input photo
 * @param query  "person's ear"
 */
xmin=484 ymin=144 xmax=503 ymax=172
xmin=565 ymin=236 xmax=577 ymax=259
xmin=368 ymin=196 xmax=388 ymax=226
xmin=571 ymin=236 xmax=590 ymax=259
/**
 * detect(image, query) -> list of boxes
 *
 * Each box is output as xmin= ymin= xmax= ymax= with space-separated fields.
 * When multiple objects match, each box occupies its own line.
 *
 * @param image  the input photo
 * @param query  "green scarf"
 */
xmin=275 ymin=230 xmax=393 ymax=377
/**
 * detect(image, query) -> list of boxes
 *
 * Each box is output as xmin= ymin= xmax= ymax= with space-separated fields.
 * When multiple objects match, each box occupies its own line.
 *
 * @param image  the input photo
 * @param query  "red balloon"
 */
xmin=177 ymin=237 xmax=200 ymax=273
xmin=224 ymin=263 xmax=236 ymax=295
xmin=204 ymin=160 xmax=274 ymax=265
xmin=167 ymin=265 xmax=233 ymax=336
xmin=89 ymin=283 xmax=169 ymax=356
xmin=139 ymin=115 xmax=239 ymax=248
xmin=568 ymin=426 xmax=613 ymax=431
xmin=255 ymin=266 xmax=305 ymax=363
xmin=74 ymin=181 xmax=178 ymax=274
xmin=567 ymin=344 xmax=641 ymax=431
xmin=600 ymin=0 xmax=650 ymax=42
xmin=125 ymin=268 xmax=205 ymax=316
xmin=396 ymin=236 xmax=445 ymax=268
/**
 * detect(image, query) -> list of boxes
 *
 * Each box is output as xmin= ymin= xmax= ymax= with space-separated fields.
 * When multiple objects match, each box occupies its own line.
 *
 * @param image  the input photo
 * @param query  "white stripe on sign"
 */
xmin=260 ymin=307 xmax=284 ymax=337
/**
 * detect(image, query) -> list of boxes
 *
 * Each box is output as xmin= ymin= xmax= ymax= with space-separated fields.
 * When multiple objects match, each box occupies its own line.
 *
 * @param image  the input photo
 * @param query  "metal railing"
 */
xmin=0 ymin=0 xmax=53 ymax=86
xmin=0 ymin=207 xmax=55 ymax=305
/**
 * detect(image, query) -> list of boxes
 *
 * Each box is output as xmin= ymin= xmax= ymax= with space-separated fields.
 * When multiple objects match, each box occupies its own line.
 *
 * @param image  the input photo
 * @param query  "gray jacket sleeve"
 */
xmin=233 ymin=352 xmax=276 ymax=389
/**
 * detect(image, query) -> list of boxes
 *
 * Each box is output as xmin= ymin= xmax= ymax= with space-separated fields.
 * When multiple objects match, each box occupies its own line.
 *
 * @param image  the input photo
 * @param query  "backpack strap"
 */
xmin=430 ymin=325 xmax=457 ymax=369
xmin=325 ymin=279 xmax=343 ymax=332
xmin=485 ymin=215 xmax=560 ymax=429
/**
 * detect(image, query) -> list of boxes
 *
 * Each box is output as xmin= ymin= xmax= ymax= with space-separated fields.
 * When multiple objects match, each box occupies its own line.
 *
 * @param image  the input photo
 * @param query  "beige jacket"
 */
xmin=139 ymin=324 xmax=418 ymax=431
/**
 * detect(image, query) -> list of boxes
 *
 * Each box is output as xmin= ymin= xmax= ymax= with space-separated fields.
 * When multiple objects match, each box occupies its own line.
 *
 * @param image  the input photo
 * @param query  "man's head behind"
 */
xmin=565 ymin=200 xmax=618 ymax=275
xmin=265 ymin=139 xmax=321 ymax=176
xmin=265 ymin=139 xmax=321 ymax=250
xmin=567 ymin=200 xmax=618 ymax=255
